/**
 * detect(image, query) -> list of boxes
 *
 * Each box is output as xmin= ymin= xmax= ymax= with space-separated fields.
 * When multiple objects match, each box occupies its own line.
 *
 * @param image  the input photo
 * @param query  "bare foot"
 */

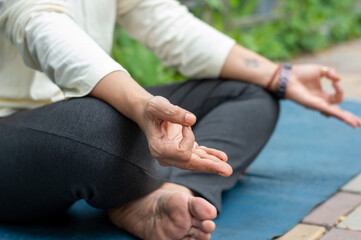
xmin=108 ymin=183 xmax=217 ymax=240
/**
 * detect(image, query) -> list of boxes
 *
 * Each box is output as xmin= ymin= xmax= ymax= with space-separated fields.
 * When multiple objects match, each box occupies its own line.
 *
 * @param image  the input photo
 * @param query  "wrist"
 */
xmin=131 ymin=94 xmax=154 ymax=132
xmin=90 ymin=70 xmax=153 ymax=129
xmin=273 ymin=64 xmax=292 ymax=99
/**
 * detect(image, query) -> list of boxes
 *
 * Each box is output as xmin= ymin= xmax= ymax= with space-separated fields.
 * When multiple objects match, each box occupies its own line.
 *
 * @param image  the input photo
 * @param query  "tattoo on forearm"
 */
xmin=244 ymin=58 xmax=259 ymax=68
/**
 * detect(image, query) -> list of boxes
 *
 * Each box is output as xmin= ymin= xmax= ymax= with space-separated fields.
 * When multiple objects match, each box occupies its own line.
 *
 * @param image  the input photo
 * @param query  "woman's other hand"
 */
xmin=286 ymin=64 xmax=361 ymax=128
xmin=141 ymin=96 xmax=233 ymax=177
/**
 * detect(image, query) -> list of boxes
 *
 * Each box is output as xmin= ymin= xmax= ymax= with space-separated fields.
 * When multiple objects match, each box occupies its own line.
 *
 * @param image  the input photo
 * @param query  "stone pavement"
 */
xmin=277 ymin=39 xmax=361 ymax=239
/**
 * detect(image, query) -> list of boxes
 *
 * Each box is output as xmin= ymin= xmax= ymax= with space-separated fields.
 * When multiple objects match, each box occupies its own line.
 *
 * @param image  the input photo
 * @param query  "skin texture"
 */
xmin=89 ymin=43 xmax=361 ymax=239
xmin=108 ymin=183 xmax=217 ymax=240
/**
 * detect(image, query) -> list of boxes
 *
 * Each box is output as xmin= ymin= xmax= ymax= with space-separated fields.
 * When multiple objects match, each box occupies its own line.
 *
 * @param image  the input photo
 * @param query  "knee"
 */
xmin=217 ymin=79 xmax=279 ymax=103
xmin=245 ymin=84 xmax=280 ymax=121
xmin=64 ymin=98 xmax=164 ymax=209
xmin=222 ymin=82 xmax=280 ymax=132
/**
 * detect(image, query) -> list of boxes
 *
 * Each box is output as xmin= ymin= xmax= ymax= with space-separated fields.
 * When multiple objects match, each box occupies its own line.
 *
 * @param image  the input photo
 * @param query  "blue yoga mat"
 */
xmin=1 ymin=101 xmax=361 ymax=240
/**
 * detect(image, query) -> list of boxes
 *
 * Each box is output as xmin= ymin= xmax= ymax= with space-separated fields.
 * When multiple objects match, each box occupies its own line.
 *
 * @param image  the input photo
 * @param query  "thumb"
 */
xmin=147 ymin=96 xmax=196 ymax=126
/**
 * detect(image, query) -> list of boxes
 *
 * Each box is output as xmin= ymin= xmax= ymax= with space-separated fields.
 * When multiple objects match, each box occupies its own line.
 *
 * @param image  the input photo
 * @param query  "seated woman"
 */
xmin=0 ymin=0 xmax=360 ymax=239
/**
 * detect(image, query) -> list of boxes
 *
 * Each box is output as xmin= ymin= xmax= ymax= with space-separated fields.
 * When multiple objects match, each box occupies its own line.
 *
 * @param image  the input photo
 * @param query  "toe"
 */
xmin=200 ymin=220 xmax=216 ymax=233
xmin=187 ymin=227 xmax=211 ymax=240
xmin=191 ymin=219 xmax=216 ymax=233
xmin=189 ymin=197 xmax=217 ymax=220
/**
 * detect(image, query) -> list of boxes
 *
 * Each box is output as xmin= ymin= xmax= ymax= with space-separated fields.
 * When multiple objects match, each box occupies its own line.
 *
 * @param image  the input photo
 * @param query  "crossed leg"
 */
xmin=146 ymin=79 xmax=279 ymax=211
xmin=109 ymin=183 xmax=217 ymax=240
xmin=108 ymin=79 xmax=279 ymax=239
xmin=0 ymin=79 xmax=278 ymax=240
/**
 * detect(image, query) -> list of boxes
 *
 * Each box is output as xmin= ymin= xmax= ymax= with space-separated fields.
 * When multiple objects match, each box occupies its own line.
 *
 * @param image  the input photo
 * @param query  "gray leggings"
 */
xmin=0 ymin=79 xmax=279 ymax=222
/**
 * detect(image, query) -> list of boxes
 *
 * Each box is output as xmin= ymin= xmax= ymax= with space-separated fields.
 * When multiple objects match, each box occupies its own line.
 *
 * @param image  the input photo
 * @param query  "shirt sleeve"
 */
xmin=117 ymin=0 xmax=235 ymax=79
xmin=0 ymin=0 xmax=128 ymax=98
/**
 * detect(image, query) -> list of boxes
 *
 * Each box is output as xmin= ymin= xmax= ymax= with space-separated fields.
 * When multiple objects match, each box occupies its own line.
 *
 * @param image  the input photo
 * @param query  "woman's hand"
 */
xmin=90 ymin=71 xmax=232 ymax=176
xmin=219 ymin=45 xmax=361 ymax=128
xmin=140 ymin=96 xmax=233 ymax=177
xmin=286 ymin=64 xmax=361 ymax=128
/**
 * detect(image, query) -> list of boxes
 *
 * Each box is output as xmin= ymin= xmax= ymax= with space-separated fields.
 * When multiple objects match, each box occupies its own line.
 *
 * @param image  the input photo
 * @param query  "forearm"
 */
xmin=118 ymin=0 xmax=235 ymax=79
xmin=220 ymin=44 xmax=279 ymax=90
xmin=89 ymin=71 xmax=153 ymax=130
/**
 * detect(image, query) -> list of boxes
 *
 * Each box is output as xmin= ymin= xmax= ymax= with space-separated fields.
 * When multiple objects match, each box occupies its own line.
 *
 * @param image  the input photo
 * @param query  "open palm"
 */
xmin=154 ymin=121 xmax=232 ymax=176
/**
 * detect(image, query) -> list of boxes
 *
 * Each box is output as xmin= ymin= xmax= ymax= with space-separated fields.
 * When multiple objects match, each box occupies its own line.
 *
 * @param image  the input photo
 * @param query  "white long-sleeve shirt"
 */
xmin=0 ymin=0 xmax=235 ymax=117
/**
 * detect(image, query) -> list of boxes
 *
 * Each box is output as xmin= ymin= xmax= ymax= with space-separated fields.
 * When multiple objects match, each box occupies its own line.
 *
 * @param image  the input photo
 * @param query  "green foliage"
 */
xmin=205 ymin=0 xmax=222 ymax=11
xmin=112 ymin=0 xmax=361 ymax=86
xmin=225 ymin=0 xmax=361 ymax=59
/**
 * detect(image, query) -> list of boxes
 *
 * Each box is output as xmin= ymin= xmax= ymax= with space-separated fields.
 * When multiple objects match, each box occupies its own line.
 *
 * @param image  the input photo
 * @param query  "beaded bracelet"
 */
xmin=275 ymin=64 xmax=292 ymax=99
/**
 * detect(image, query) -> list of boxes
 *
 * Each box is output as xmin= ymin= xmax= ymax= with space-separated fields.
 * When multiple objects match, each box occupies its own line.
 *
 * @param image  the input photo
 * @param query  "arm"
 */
xmin=0 ymin=0 xmax=231 ymax=176
xmin=117 ymin=0 xmax=235 ymax=79
xmin=90 ymin=71 xmax=232 ymax=177
xmin=220 ymin=44 xmax=278 ymax=88
xmin=117 ymin=0 xmax=360 ymax=128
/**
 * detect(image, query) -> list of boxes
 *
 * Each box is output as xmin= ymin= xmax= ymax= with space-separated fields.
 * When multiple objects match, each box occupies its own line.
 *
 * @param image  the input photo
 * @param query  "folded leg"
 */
xmin=0 ymin=97 xmax=163 ymax=222
xmin=147 ymin=79 xmax=279 ymax=211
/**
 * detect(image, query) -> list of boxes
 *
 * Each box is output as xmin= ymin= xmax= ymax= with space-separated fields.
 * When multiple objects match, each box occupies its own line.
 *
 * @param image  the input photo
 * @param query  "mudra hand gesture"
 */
xmin=286 ymin=64 xmax=361 ymax=127
xmin=142 ymin=96 xmax=233 ymax=177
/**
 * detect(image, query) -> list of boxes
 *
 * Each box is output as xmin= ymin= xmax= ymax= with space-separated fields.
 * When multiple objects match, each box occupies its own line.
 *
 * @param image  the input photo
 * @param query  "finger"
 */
xmin=146 ymin=96 xmax=196 ymax=126
xmin=302 ymin=95 xmax=356 ymax=127
xmin=156 ymin=127 xmax=193 ymax=166
xmin=317 ymin=102 xmax=360 ymax=128
xmin=198 ymin=146 xmax=228 ymax=162
xmin=320 ymin=111 xmax=330 ymax=118
xmin=349 ymin=112 xmax=361 ymax=127
xmin=187 ymin=155 xmax=233 ymax=177
xmin=193 ymin=148 xmax=224 ymax=163
xmin=330 ymin=81 xmax=343 ymax=103
xmin=156 ymin=136 xmax=193 ymax=165
xmin=321 ymin=66 xmax=340 ymax=82
xmin=329 ymin=108 xmax=360 ymax=128
xmin=355 ymin=118 xmax=361 ymax=127
xmin=179 ymin=126 xmax=195 ymax=154
xmin=314 ymin=83 xmax=342 ymax=105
